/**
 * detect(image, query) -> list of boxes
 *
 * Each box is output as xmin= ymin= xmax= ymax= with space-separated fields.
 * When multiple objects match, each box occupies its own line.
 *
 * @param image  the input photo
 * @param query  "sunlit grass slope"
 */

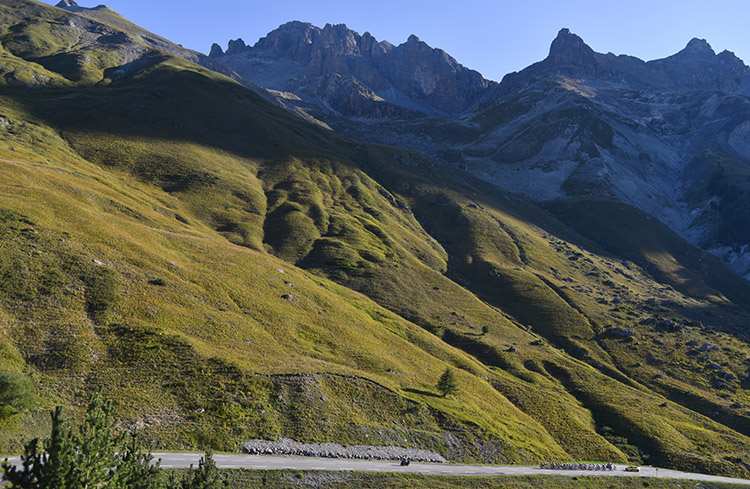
xmin=0 ymin=0 xmax=749 ymax=477
xmin=0 ymin=129 xmax=569 ymax=462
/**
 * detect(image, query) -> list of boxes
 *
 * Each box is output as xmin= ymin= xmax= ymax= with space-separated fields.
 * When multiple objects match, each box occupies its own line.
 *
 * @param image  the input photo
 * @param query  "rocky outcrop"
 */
xmin=208 ymin=21 xmax=495 ymax=118
xmin=208 ymin=43 xmax=224 ymax=57
xmin=545 ymin=28 xmax=597 ymax=74
xmin=55 ymin=0 xmax=86 ymax=11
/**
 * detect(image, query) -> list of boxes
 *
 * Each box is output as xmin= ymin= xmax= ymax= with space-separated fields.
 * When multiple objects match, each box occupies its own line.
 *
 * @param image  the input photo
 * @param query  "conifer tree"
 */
xmin=2 ymin=389 xmax=228 ymax=489
xmin=164 ymin=451 xmax=228 ymax=489
xmin=436 ymin=367 xmax=459 ymax=397
xmin=2 ymin=388 xmax=162 ymax=489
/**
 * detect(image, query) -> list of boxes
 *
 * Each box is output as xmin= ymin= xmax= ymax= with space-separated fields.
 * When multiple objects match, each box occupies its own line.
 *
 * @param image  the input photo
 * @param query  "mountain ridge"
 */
xmin=208 ymin=21 xmax=494 ymax=117
xmin=499 ymin=27 xmax=750 ymax=94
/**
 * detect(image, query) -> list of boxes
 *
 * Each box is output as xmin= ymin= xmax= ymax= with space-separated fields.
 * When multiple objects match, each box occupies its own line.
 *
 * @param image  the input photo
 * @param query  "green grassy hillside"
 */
xmin=1 ymin=0 xmax=750 ymax=478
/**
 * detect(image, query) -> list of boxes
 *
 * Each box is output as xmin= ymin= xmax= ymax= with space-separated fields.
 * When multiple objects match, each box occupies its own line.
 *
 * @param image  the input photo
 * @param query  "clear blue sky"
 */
xmin=45 ymin=0 xmax=749 ymax=82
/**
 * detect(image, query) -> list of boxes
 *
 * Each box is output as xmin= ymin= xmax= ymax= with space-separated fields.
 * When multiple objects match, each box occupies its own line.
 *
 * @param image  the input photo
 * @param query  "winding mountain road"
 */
xmin=6 ymin=453 xmax=749 ymax=485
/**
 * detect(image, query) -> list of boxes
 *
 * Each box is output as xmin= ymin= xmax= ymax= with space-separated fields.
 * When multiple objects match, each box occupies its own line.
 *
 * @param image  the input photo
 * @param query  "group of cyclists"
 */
xmin=539 ymin=461 xmax=615 ymax=471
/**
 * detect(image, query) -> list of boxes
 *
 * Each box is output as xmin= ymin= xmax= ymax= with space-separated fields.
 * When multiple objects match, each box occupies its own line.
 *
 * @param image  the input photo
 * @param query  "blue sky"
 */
xmin=46 ymin=0 xmax=749 ymax=82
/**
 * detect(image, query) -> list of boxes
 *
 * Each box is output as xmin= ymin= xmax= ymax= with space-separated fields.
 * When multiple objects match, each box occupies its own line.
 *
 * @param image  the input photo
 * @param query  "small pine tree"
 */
xmin=481 ymin=325 xmax=490 ymax=335
xmin=2 ymin=389 xmax=227 ymax=489
xmin=113 ymin=432 xmax=163 ymax=489
xmin=436 ymin=367 xmax=459 ymax=397
xmin=164 ymin=451 xmax=228 ymax=489
xmin=2 ymin=388 xmax=162 ymax=489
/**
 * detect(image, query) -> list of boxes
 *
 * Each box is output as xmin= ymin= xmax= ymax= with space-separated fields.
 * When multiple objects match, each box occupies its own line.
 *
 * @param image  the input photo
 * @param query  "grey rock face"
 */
xmin=546 ymin=28 xmax=597 ymax=73
xmin=55 ymin=0 xmax=86 ymax=11
xmin=208 ymin=22 xmax=494 ymax=119
xmin=209 ymin=43 xmax=223 ymax=57
xmin=466 ymin=30 xmax=750 ymax=280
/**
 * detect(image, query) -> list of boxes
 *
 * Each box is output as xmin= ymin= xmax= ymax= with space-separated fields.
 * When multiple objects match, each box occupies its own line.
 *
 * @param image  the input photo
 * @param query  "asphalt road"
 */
xmin=3 ymin=453 xmax=750 ymax=486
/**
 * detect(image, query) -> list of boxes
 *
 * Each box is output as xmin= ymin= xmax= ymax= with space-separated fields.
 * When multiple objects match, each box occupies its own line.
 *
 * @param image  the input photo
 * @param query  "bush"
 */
xmin=83 ymin=266 xmax=119 ymax=321
xmin=2 ymin=388 xmax=161 ymax=488
xmin=0 ymin=371 xmax=36 ymax=420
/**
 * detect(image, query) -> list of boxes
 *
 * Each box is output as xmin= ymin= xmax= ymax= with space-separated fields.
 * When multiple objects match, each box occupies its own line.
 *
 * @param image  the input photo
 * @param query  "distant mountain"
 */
xmin=500 ymin=28 xmax=750 ymax=93
xmin=469 ymin=28 xmax=750 ymax=280
xmin=214 ymin=25 xmax=750 ymax=280
xmin=208 ymin=21 xmax=495 ymax=118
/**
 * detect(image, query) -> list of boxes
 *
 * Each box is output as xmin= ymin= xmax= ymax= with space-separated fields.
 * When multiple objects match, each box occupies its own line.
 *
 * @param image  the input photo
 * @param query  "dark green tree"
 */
xmin=2 ymin=388 xmax=162 ymax=489
xmin=436 ymin=367 xmax=459 ymax=397
xmin=164 ymin=451 xmax=228 ymax=489
xmin=1 ymin=389 xmax=228 ymax=488
xmin=112 ymin=432 xmax=163 ymax=489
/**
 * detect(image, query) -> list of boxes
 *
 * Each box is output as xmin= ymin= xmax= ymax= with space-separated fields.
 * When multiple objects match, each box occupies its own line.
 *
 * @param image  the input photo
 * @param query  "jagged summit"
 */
xmin=55 ymin=0 xmax=109 ymax=12
xmin=225 ymin=38 xmax=248 ymax=56
xmin=209 ymin=21 xmax=493 ymax=116
xmin=546 ymin=27 xmax=596 ymax=71
xmin=681 ymin=37 xmax=714 ymax=55
xmin=55 ymin=0 xmax=85 ymax=11
xmin=209 ymin=43 xmax=224 ymax=57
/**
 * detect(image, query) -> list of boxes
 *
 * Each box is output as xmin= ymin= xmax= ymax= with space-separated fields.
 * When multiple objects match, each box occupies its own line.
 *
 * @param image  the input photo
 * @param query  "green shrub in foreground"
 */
xmin=0 ymin=372 xmax=36 ymax=421
xmin=1 ymin=389 xmax=225 ymax=488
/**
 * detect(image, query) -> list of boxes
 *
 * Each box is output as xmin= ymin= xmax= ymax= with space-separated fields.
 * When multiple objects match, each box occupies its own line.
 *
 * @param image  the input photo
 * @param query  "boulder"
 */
xmin=607 ymin=327 xmax=635 ymax=338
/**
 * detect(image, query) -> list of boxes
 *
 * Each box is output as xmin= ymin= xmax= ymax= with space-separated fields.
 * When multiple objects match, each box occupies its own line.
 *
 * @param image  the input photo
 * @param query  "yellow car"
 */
xmin=625 ymin=466 xmax=641 ymax=472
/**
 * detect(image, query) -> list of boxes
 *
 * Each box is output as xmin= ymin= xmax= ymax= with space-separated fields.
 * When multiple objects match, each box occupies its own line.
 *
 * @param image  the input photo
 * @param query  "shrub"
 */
xmin=164 ymin=452 xmax=228 ymax=489
xmin=83 ymin=266 xmax=119 ymax=320
xmin=0 ymin=371 xmax=36 ymax=420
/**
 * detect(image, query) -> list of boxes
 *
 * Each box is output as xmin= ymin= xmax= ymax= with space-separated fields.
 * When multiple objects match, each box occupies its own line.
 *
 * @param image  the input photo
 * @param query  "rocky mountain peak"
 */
xmin=681 ymin=37 xmax=715 ymax=56
xmin=717 ymin=49 xmax=748 ymax=69
xmin=209 ymin=43 xmax=224 ymax=57
xmin=546 ymin=28 xmax=597 ymax=72
xmin=225 ymin=38 xmax=248 ymax=56
xmin=207 ymin=21 xmax=494 ymax=117
xmin=55 ymin=0 xmax=93 ymax=11
xmin=648 ymin=36 xmax=750 ymax=92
